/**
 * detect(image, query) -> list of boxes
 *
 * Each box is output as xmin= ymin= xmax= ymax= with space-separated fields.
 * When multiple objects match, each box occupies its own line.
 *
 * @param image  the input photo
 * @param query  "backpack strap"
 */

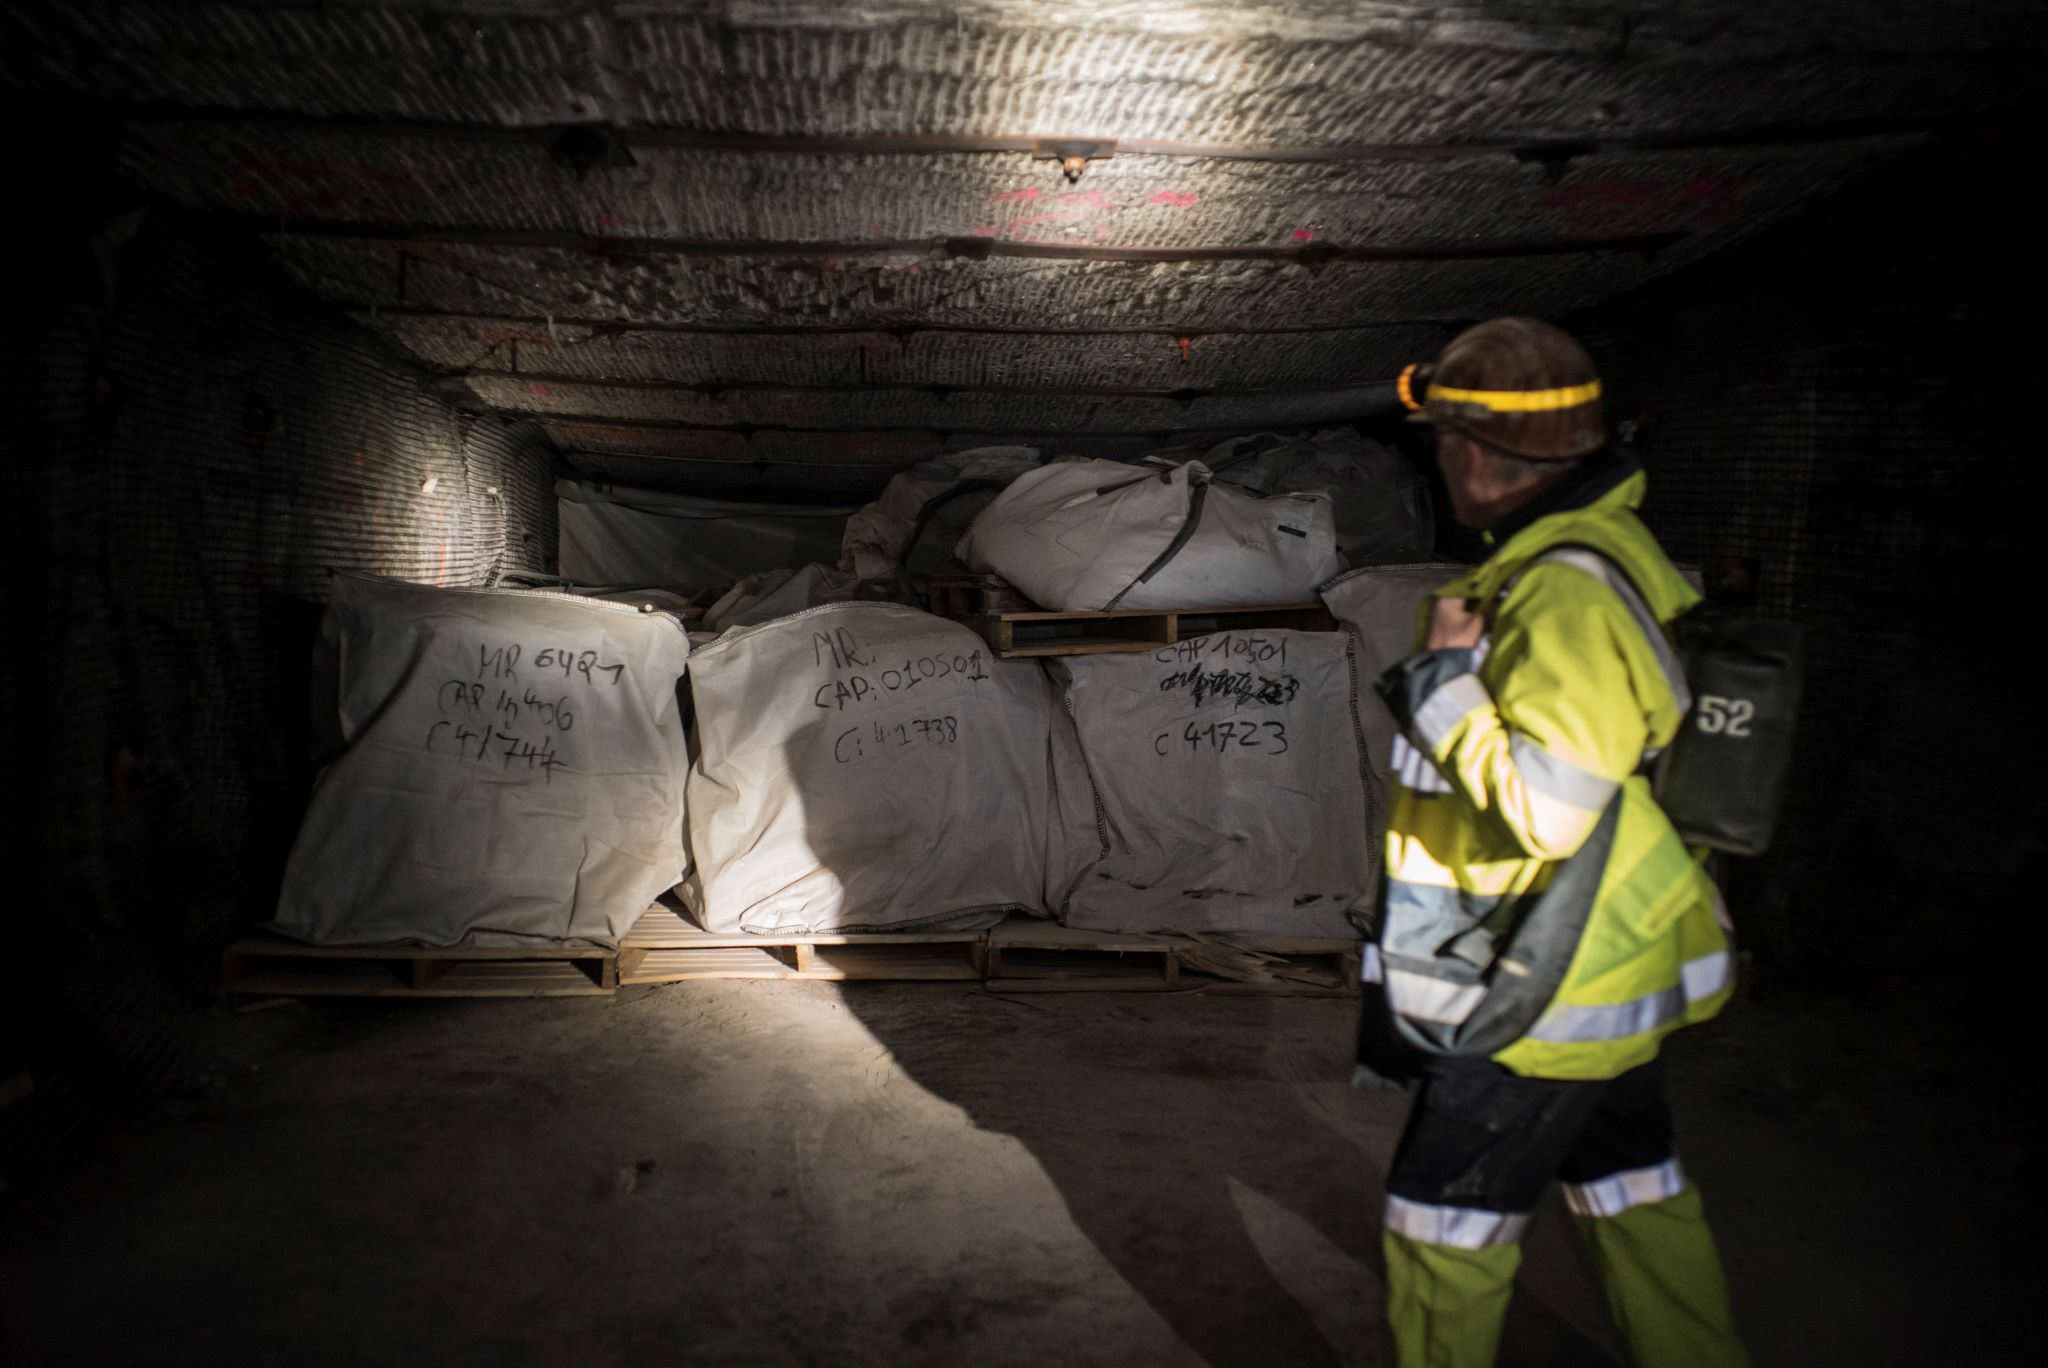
xmin=1517 ymin=544 xmax=1693 ymax=720
xmin=1482 ymin=546 xmax=1690 ymax=782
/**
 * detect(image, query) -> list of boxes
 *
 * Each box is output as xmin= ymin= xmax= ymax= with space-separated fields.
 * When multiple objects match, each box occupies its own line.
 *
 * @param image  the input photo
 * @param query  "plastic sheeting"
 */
xmin=1051 ymin=628 xmax=1372 ymax=937
xmin=684 ymin=603 xmax=1071 ymax=933
xmin=839 ymin=446 xmax=1043 ymax=578
xmin=273 ymin=572 xmax=693 ymax=947
xmin=958 ymin=458 xmax=1341 ymax=610
xmin=557 ymin=479 xmax=855 ymax=594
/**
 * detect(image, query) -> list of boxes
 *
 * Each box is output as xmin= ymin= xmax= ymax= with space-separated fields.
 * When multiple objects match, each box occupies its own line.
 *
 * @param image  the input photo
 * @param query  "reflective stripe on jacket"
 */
xmin=1373 ymin=465 xmax=1733 ymax=1081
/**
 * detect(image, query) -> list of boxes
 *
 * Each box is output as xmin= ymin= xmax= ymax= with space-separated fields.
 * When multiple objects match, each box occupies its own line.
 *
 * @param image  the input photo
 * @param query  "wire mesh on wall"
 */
xmin=1574 ymin=143 xmax=2040 ymax=973
xmin=4 ymin=208 xmax=556 ymax=1166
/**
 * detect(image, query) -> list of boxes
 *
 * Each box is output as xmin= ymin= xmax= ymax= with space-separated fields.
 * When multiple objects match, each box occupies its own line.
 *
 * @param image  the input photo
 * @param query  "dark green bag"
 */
xmin=1655 ymin=609 xmax=1806 ymax=855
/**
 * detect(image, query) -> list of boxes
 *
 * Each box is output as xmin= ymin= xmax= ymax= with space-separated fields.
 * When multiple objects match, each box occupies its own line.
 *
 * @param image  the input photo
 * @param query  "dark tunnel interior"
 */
xmin=2 ymin=4 xmax=2043 ymax=1365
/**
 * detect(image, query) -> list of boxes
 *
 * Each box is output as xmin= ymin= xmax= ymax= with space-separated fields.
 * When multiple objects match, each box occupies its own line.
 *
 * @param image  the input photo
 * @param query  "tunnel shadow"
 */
xmin=857 ymin=984 xmax=1377 ymax=1367
xmin=773 ymin=674 xmax=1616 ymax=1368
xmin=832 ymin=980 xmax=1616 ymax=1368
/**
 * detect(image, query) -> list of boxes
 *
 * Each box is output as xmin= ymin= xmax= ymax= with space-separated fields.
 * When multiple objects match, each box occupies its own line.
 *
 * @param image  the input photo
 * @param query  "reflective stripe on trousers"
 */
xmin=1562 ymin=1157 xmax=1686 ymax=1218
xmin=1384 ymin=1193 xmax=1529 ymax=1249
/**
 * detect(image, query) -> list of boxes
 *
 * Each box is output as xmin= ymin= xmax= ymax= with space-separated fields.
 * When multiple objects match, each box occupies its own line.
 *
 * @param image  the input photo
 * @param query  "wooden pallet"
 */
xmin=219 ymin=910 xmax=1360 ymax=998
xmin=928 ymin=577 xmax=1336 ymax=659
xmin=925 ymin=574 xmax=1037 ymax=618
xmin=617 ymin=905 xmax=986 ymax=984
xmin=985 ymin=922 xmax=1183 ymax=990
xmin=986 ymin=921 xmax=1360 ymax=996
xmin=219 ymin=935 xmax=617 ymax=998
xmin=1171 ymin=932 xmax=1362 ymax=997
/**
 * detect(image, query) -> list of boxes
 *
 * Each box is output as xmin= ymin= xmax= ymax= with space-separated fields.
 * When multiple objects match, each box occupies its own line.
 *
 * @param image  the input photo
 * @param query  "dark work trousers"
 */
xmin=1388 ymin=1057 xmax=1676 ymax=1218
xmin=1379 ymin=1057 xmax=1748 ymax=1368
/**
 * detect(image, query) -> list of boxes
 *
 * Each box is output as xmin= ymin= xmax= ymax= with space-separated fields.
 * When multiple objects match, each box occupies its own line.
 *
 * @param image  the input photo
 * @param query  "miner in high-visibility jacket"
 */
xmin=1358 ymin=318 xmax=1747 ymax=1367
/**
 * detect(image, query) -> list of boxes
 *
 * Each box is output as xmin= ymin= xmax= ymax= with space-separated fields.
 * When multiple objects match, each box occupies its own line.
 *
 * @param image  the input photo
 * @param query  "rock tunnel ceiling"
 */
xmin=5 ymin=0 xmax=2037 ymax=493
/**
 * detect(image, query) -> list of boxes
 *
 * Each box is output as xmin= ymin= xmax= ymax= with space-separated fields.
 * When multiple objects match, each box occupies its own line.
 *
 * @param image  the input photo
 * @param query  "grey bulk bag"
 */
xmin=1200 ymin=430 xmax=1435 ymax=565
xmin=698 ymin=563 xmax=913 ymax=633
xmin=1318 ymin=562 xmax=1469 ymax=817
xmin=1051 ymin=628 xmax=1373 ymax=937
xmin=838 ymin=446 xmax=1042 ymax=578
xmin=274 ymin=572 xmax=693 ymax=948
xmin=957 ymin=458 xmax=1341 ymax=611
xmin=556 ymin=479 xmax=854 ymax=596
xmin=683 ymin=603 xmax=1071 ymax=933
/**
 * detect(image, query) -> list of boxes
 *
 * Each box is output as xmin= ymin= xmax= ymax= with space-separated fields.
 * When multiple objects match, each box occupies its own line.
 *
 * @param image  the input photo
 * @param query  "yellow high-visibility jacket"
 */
xmin=1372 ymin=464 xmax=1733 ymax=1081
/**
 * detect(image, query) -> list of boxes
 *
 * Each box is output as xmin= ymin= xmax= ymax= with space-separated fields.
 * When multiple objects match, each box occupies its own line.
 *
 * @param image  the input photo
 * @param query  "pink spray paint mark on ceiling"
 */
xmin=1149 ymin=191 xmax=1199 ymax=207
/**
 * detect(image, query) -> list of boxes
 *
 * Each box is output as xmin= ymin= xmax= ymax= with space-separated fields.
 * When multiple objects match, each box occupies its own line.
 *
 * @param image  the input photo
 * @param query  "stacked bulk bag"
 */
xmin=684 ymin=603 xmax=1070 ymax=933
xmin=1051 ymin=628 xmax=1373 ymax=937
xmin=1200 ymin=430 xmax=1435 ymax=565
xmin=274 ymin=572 xmax=693 ymax=948
xmin=698 ymin=563 xmax=913 ymax=633
xmin=579 ymin=587 xmax=700 ymax=617
xmin=556 ymin=479 xmax=855 ymax=596
xmin=956 ymin=458 xmax=1340 ymax=611
xmin=1318 ymin=562 xmax=1466 ymax=818
xmin=839 ymin=446 xmax=1043 ymax=578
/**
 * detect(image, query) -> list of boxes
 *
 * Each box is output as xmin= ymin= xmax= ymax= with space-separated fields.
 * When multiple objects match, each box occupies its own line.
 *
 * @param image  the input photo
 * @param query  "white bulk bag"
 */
xmin=274 ymin=573 xmax=692 ymax=948
xmin=839 ymin=446 xmax=1042 ymax=578
xmin=698 ymin=563 xmax=912 ymax=633
xmin=580 ymin=587 xmax=700 ymax=616
xmin=685 ymin=603 xmax=1066 ymax=933
xmin=956 ymin=458 xmax=1340 ymax=611
xmin=1052 ymin=628 xmax=1372 ymax=937
xmin=1318 ymin=563 xmax=1465 ymax=806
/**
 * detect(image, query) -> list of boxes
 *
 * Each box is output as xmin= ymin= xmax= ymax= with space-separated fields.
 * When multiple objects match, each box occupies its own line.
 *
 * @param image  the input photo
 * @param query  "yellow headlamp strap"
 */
xmin=1424 ymin=379 xmax=1603 ymax=413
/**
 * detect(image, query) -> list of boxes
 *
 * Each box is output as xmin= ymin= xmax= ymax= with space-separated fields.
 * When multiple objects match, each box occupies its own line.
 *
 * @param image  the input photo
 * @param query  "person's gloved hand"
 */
xmin=1425 ymin=595 xmax=1486 ymax=649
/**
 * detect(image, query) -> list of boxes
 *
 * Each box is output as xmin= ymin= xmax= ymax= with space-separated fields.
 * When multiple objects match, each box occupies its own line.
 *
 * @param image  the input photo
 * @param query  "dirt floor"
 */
xmin=1 ymin=976 xmax=2033 ymax=1367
